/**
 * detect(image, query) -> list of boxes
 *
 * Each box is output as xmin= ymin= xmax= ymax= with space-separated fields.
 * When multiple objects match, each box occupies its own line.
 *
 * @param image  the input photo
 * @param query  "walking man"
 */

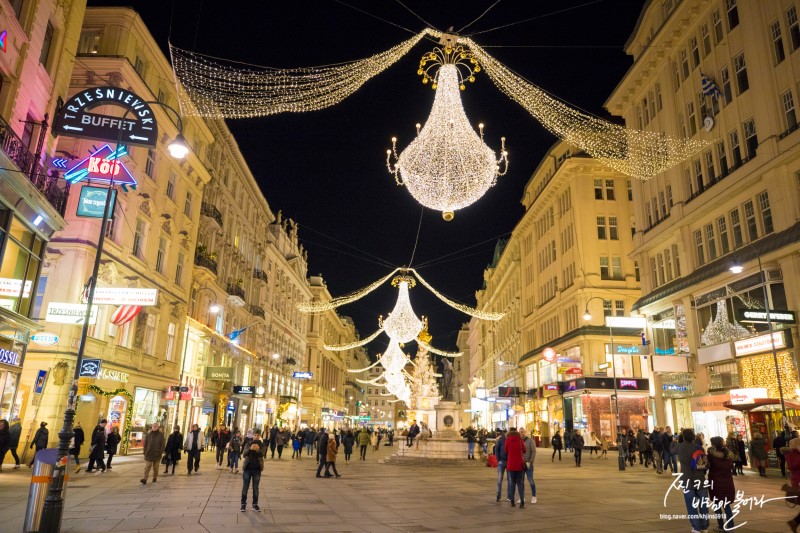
xmin=520 ymin=428 xmax=537 ymax=504
xmin=7 ymin=418 xmax=21 ymax=469
xmin=268 ymin=424 xmax=279 ymax=458
xmin=241 ymin=431 xmax=265 ymax=512
xmin=315 ymin=428 xmax=329 ymax=478
xmin=573 ymin=428 xmax=584 ymax=467
xmin=86 ymin=420 xmax=107 ymax=473
xmin=216 ymin=425 xmax=231 ymax=468
xmin=141 ymin=423 xmax=165 ymax=484
xmin=358 ymin=427 xmax=370 ymax=460
xmin=69 ymin=421 xmax=83 ymax=472
xmin=28 ymin=422 xmax=49 ymax=467
xmin=494 ymin=429 xmax=507 ymax=502
xmin=184 ymin=423 xmax=205 ymax=474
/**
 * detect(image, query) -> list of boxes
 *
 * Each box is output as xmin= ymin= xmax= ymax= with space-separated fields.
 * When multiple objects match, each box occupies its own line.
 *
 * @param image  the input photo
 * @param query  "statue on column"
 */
xmin=441 ymin=358 xmax=454 ymax=401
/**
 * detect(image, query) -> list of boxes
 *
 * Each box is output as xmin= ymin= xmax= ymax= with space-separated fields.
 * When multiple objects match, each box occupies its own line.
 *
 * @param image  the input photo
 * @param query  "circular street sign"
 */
xmin=542 ymin=347 xmax=557 ymax=362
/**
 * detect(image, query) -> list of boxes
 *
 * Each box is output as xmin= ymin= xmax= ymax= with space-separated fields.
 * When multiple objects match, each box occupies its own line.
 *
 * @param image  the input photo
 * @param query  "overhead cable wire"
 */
xmin=300 ymin=224 xmax=396 ymax=268
xmin=466 ymin=0 xmax=605 ymax=37
xmin=332 ymin=0 xmax=419 ymax=35
xmin=407 ymin=206 xmax=424 ymax=267
xmin=458 ymin=0 xmax=502 ymax=33
xmin=394 ymin=0 xmax=439 ymax=31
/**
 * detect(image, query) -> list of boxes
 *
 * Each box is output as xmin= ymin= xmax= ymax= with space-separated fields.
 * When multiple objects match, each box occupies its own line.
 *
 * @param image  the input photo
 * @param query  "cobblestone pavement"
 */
xmin=0 ymin=443 xmax=797 ymax=532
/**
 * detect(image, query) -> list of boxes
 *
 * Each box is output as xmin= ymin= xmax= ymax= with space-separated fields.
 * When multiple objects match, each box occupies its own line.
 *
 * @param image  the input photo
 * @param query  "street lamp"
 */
xmin=729 ymin=246 xmax=788 ymax=426
xmin=41 ymin=101 xmax=189 ymax=532
xmin=583 ymin=296 xmax=625 ymax=471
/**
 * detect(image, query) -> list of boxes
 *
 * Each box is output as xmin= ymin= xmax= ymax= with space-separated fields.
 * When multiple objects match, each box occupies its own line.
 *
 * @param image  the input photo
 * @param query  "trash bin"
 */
xmin=23 ymin=449 xmax=64 ymax=533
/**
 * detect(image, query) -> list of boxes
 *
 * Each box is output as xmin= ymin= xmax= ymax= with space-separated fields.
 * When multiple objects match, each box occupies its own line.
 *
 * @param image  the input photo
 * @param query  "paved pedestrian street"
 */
xmin=1 ymin=444 xmax=798 ymax=532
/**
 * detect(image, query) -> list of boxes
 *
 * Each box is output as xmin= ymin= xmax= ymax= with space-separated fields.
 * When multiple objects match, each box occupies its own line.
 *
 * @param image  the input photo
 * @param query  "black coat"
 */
xmin=165 ymin=431 xmax=183 ymax=462
xmin=9 ymin=422 xmax=21 ymax=447
xmin=31 ymin=427 xmax=49 ymax=450
xmin=89 ymin=426 xmax=106 ymax=459
xmin=73 ymin=427 xmax=85 ymax=447
xmin=105 ymin=431 xmax=121 ymax=454
xmin=0 ymin=425 xmax=9 ymax=449
xmin=317 ymin=432 xmax=329 ymax=460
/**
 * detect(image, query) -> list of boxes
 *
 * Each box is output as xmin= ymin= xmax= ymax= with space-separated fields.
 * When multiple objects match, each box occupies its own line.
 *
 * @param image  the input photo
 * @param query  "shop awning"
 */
xmin=723 ymin=398 xmax=800 ymax=412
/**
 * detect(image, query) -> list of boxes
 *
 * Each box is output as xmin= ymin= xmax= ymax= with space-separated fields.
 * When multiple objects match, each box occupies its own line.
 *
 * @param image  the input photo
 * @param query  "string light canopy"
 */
xmin=387 ymin=46 xmax=508 ymax=220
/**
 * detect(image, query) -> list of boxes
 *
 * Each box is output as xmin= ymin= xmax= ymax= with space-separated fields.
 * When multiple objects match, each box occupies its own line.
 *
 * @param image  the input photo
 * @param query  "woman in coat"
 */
xmin=551 ymin=431 xmax=563 ymax=461
xmin=105 ymin=426 xmax=121 ymax=469
xmin=503 ymin=428 xmax=526 ymax=508
xmin=164 ymin=425 xmax=183 ymax=475
xmin=370 ymin=429 xmax=379 ymax=451
xmin=324 ymin=433 xmax=341 ymax=478
xmin=275 ymin=427 xmax=288 ymax=459
xmin=735 ymin=434 xmax=747 ymax=475
xmin=87 ymin=421 xmax=107 ymax=473
xmin=342 ymin=430 xmax=355 ymax=464
xmin=725 ymin=432 xmax=739 ymax=476
xmin=707 ymin=436 xmax=736 ymax=531
xmin=28 ymin=422 xmax=49 ymax=467
xmin=750 ymin=432 xmax=769 ymax=477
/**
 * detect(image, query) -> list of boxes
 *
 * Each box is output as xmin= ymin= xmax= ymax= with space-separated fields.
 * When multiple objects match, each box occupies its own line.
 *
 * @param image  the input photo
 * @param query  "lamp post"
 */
xmin=174 ymin=286 xmax=219 ymax=433
xmin=40 ymin=102 xmax=190 ymax=532
xmin=729 ymin=246 xmax=788 ymax=428
xmin=583 ymin=296 xmax=625 ymax=471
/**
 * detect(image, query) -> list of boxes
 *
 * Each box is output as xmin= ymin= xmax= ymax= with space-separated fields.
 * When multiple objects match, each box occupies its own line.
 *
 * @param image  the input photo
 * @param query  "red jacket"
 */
xmin=786 ymin=449 xmax=800 ymax=488
xmin=504 ymin=431 xmax=526 ymax=471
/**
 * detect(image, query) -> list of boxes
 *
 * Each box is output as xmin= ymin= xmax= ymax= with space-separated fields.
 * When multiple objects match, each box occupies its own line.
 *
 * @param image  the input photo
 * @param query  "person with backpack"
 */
xmin=750 ymin=432 xmax=769 ymax=477
xmin=677 ymin=428 xmax=710 ymax=533
xmin=228 ymin=430 xmax=243 ymax=473
xmin=708 ymin=436 xmax=736 ymax=531
xmin=551 ymin=431 xmax=562 ymax=461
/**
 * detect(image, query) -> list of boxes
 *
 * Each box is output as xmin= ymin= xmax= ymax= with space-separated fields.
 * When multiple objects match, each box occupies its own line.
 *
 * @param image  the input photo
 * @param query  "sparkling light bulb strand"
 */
xmin=324 ymin=327 xmax=384 ymax=351
xmin=410 ymin=268 xmax=504 ymax=320
xmin=418 ymin=339 xmax=463 ymax=357
xmin=346 ymin=359 xmax=382 ymax=373
xmin=297 ymin=268 xmax=399 ymax=313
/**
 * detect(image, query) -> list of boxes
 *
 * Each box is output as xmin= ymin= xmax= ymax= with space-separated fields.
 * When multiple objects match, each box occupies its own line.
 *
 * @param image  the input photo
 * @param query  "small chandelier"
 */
xmin=387 ymin=45 xmax=508 ymax=221
xmin=380 ymin=275 xmax=424 ymax=344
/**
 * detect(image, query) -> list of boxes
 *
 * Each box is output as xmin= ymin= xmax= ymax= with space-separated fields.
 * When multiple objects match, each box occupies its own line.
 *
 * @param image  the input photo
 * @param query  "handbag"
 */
xmin=161 ymin=454 xmax=169 ymax=465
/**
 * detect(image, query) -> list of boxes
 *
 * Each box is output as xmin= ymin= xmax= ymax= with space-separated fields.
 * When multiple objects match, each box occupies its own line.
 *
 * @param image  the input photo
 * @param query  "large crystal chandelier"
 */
xmin=700 ymin=300 xmax=751 ymax=346
xmin=380 ymin=276 xmax=424 ymax=344
xmin=387 ymin=45 xmax=508 ymax=221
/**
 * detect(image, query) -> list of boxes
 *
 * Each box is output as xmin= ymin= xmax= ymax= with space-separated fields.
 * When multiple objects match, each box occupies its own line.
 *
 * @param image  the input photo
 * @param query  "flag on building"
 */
xmin=225 ymin=323 xmax=256 ymax=341
xmin=701 ymin=73 xmax=722 ymax=98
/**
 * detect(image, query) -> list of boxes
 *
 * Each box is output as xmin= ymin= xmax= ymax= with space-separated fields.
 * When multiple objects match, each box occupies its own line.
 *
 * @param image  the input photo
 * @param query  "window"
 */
xmin=672 ymin=244 xmax=681 ymax=276
xmin=667 ymin=184 xmax=673 ymax=207
xmin=743 ymin=200 xmax=758 ymax=241
xmin=730 ymin=208 xmax=744 ymax=247
xmin=627 ymin=179 xmax=633 ymax=201
xmin=772 ymin=21 xmax=786 ymax=63
xmin=743 ymin=119 xmax=757 ymax=159
xmin=142 ymin=313 xmax=157 ymax=356
xmin=133 ymin=219 xmax=146 ymax=258
xmin=694 ymin=159 xmax=704 ymax=193
xmin=701 ymin=24 xmax=712 ymax=56
xmin=603 ymin=299 xmax=612 ymax=318
xmin=650 ymin=257 xmax=659 ymax=287
xmin=706 ymin=223 xmax=717 ymax=260
xmin=184 ymin=191 xmax=193 ymax=217
xmin=789 ymin=6 xmax=800 ymax=51
xmin=687 ymin=102 xmax=697 ymax=136
xmin=673 ymin=61 xmax=682 ymax=90
xmin=39 ymin=22 xmax=54 ymax=67
xmin=698 ymin=91 xmax=708 ymax=122
xmin=597 ymin=216 xmax=607 ymax=239
xmin=165 ymin=322 xmax=177 ymax=362
xmin=649 ymin=91 xmax=656 ymax=119
xmin=9 ymin=0 xmax=23 ymax=19
xmin=156 ymin=237 xmax=167 ymax=274
xmin=643 ymin=98 xmax=649 ymax=125
xmin=655 ymin=83 xmax=663 ymax=111
xmin=612 ymin=257 xmax=622 ymax=279
xmin=695 ymin=229 xmax=705 ymax=265
xmin=730 ymin=130 xmax=742 ymax=167
xmin=726 ymin=0 xmax=739 ymax=30
xmin=32 ymin=275 xmax=47 ymax=318
xmin=652 ymin=197 xmax=659 ymax=221
xmin=721 ymin=66 xmax=732 ymax=104
xmin=77 ymin=31 xmax=100 ymax=54
xmin=659 ymin=192 xmax=667 ymax=216
xmin=690 ymin=37 xmax=700 ymax=68
xmin=717 ymin=216 xmax=730 ymax=254
xmin=733 ymin=53 xmax=748 ymax=94
xmin=600 ymin=256 xmax=610 ymax=280
xmin=657 ymin=254 xmax=665 ymax=286
xmin=680 ymin=49 xmax=690 ymax=80
xmin=679 ymin=113 xmax=687 ymax=138
xmin=594 ymin=179 xmax=603 ymax=200
xmin=705 ymin=150 xmax=716 ymax=183
xmin=665 ymin=249 xmax=673 ymax=281
xmin=646 ymin=203 xmax=653 ymax=227
xmin=758 ymin=191 xmax=774 ymax=234
xmin=20 ymin=113 xmax=35 ymax=150
xmin=717 ymin=140 xmax=728 ymax=174
xmin=713 ymin=9 xmax=725 ymax=43
xmin=605 ymin=179 xmax=615 ymax=200
xmin=685 ymin=168 xmax=694 ymax=198
xmin=166 ymin=172 xmax=176 ymax=200
xmin=134 ymin=56 xmax=146 ymax=76
xmin=175 ymin=252 xmax=184 ymax=285
xmin=609 ymin=217 xmax=618 ymax=240
xmin=636 ymin=106 xmax=643 ymax=129
xmin=634 ymin=260 xmax=640 ymax=282
xmin=145 ymin=149 xmax=156 ymax=178
xmin=614 ymin=300 xmax=625 ymax=317
xmin=783 ymin=91 xmax=797 ymax=130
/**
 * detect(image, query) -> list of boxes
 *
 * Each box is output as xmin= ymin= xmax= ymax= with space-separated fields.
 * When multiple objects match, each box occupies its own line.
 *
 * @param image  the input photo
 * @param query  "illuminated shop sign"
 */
xmin=64 ymin=145 xmax=136 ymax=185
xmin=736 ymin=309 xmax=796 ymax=325
xmin=0 ymin=348 xmax=21 ymax=366
xmin=605 ymin=316 xmax=647 ymax=329
xmin=45 ymin=302 xmax=98 ymax=324
xmin=612 ymin=344 xmax=646 ymax=355
xmin=79 ymin=358 xmax=101 ymax=378
xmin=31 ymin=332 xmax=59 ymax=346
xmin=292 ymin=371 xmax=313 ymax=379
xmin=542 ymin=347 xmax=557 ymax=362
xmin=729 ymin=387 xmax=768 ymax=405
xmin=98 ymin=368 xmax=129 ymax=382
xmin=655 ymin=347 xmax=676 ymax=355
xmin=618 ymin=379 xmax=638 ymax=389
xmin=206 ymin=367 xmax=234 ymax=380
xmin=0 ymin=278 xmax=32 ymax=298
xmin=663 ymin=384 xmax=688 ymax=392
xmin=233 ymin=385 xmax=255 ymax=395
xmin=91 ymin=287 xmax=158 ymax=306
xmin=76 ymin=186 xmax=117 ymax=218
xmin=734 ymin=331 xmax=788 ymax=357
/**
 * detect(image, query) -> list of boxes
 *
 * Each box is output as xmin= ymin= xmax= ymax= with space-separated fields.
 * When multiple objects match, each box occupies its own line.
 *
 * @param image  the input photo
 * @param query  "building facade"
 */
xmin=606 ymin=0 xmax=800 ymax=443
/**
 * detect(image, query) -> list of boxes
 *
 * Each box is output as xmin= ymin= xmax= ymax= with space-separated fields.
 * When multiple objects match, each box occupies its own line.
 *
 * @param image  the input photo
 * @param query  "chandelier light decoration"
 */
xmin=380 ymin=276 xmax=424 ymax=343
xmin=699 ymin=300 xmax=751 ymax=346
xmin=386 ymin=46 xmax=508 ymax=220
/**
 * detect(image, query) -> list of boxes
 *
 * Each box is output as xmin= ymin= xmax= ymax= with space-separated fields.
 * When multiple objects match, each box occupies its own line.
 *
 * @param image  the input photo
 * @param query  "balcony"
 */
xmin=200 ymin=202 xmax=223 ymax=227
xmin=249 ymin=304 xmax=266 ymax=319
xmin=0 ymin=114 xmax=69 ymax=216
xmin=193 ymin=246 xmax=217 ymax=276
xmin=253 ymin=269 xmax=268 ymax=284
xmin=226 ymin=283 xmax=246 ymax=306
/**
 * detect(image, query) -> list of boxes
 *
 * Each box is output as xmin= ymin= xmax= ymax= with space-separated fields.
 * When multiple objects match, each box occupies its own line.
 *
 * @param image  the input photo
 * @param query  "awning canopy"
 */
xmin=723 ymin=398 xmax=800 ymax=412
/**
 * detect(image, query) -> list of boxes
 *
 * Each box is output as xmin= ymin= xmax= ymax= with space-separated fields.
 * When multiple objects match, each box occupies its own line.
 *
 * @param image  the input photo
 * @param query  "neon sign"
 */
xmin=619 ymin=379 xmax=638 ymax=389
xmin=64 ymin=144 xmax=136 ymax=185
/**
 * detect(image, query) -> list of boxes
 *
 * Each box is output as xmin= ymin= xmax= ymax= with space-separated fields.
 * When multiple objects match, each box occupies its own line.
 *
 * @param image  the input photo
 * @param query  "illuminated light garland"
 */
xmin=169 ymin=33 xmax=427 ymax=119
xmin=409 ymin=268 xmax=504 ymax=320
xmin=86 ymin=385 xmax=134 ymax=455
xmin=346 ymin=359 xmax=381 ymax=373
xmin=325 ymin=327 xmax=384 ymax=351
xmin=387 ymin=60 xmax=508 ymax=220
xmin=418 ymin=339 xmax=462 ymax=357
xmin=297 ymin=268 xmax=398 ymax=313
xmin=381 ymin=277 xmax=424 ymax=344
xmin=700 ymin=300 xmax=750 ymax=346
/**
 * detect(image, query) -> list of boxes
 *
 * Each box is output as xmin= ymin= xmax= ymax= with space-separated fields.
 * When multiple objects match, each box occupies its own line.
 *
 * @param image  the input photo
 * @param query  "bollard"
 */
xmin=23 ymin=449 xmax=66 ymax=533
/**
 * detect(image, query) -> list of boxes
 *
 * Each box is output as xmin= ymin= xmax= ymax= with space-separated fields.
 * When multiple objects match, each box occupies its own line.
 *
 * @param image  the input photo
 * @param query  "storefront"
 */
xmin=129 ymin=386 xmax=169 ymax=450
xmin=0 ymin=337 xmax=25 ymax=420
xmin=562 ymin=377 xmax=650 ymax=443
xmin=689 ymin=392 xmax=745 ymax=441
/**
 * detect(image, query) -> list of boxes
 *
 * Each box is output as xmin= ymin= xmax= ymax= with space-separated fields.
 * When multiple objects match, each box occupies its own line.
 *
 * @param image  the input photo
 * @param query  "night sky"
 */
xmin=87 ymin=0 xmax=646 ymax=353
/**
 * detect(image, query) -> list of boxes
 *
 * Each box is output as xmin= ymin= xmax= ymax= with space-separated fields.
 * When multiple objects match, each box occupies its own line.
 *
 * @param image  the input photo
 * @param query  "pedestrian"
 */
xmin=707 ymin=436 xmax=736 ymax=531
xmin=479 ymin=429 xmax=488 ymax=456
xmin=627 ymin=428 xmax=637 ymax=467
xmin=105 ymin=426 xmax=121 ymax=469
xmin=551 ymin=430 xmax=562 ymax=461
xmin=86 ymin=420 xmax=107 ymax=473
xmin=669 ymin=433 xmax=679 ymax=472
xmin=268 ymin=424 xmax=279 ymax=458
xmin=503 ymin=427 xmax=525 ymax=508
xmin=241 ymin=430 xmax=265 ymax=512
xmin=69 ymin=421 xmax=84 ymax=473
xmin=342 ymin=429 xmax=354 ymax=464
xmin=651 ymin=427 xmax=664 ymax=474
xmin=370 ymin=428 xmax=378 ymax=451
xmin=588 ymin=431 xmax=600 ymax=457
xmin=734 ymin=433 xmax=747 ymax=475
xmin=677 ymin=428 xmax=710 ymax=533
xmin=750 ymin=432 xmax=768 ymax=477
xmin=209 ymin=426 xmax=217 ymax=451
xmin=661 ymin=426 xmax=674 ymax=472
xmin=573 ymin=428 xmax=584 ymax=467
xmin=407 ymin=421 xmax=420 ymax=447
xmin=357 ymin=427 xmax=370 ymax=460
xmin=216 ymin=425 xmax=231 ymax=468
xmin=783 ymin=438 xmax=800 ymax=532
xmin=164 ymin=425 xmax=183 ymax=475
xmin=28 ymin=422 xmax=49 ymax=467
xmin=637 ymin=429 xmax=648 ymax=465
xmin=305 ymin=427 xmax=316 ymax=456
xmin=184 ymin=423 xmax=205 ymax=475
xmin=519 ymin=427 xmax=537 ymax=504
xmin=494 ymin=429 xmax=508 ymax=503
xmin=324 ymin=431 xmax=342 ymax=478
xmin=775 ymin=430 xmax=788 ymax=478
xmin=228 ymin=429 xmax=243 ymax=473
xmin=601 ymin=436 xmax=609 ymax=458
xmin=6 ymin=417 xmax=21 ymax=470
xmin=315 ymin=428 xmax=329 ymax=478
xmin=725 ymin=431 xmax=739 ymax=476
xmin=388 ymin=429 xmax=394 ymax=447
xmin=292 ymin=430 xmax=302 ymax=459
xmin=140 ymin=422 xmax=165 ymax=484
xmin=276 ymin=427 xmax=287 ymax=459
xmin=465 ymin=425 xmax=478 ymax=459
xmin=0 ymin=419 xmax=9 ymax=472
